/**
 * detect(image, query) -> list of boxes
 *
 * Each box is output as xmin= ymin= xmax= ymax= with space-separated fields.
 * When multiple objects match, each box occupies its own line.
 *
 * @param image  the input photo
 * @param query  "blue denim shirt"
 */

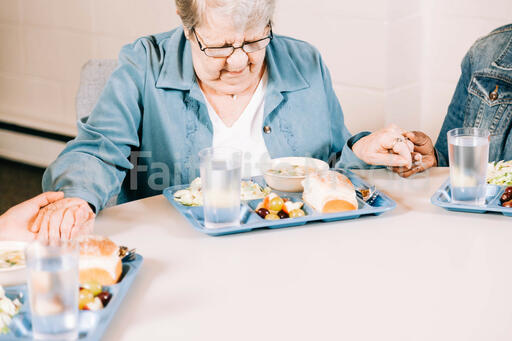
xmin=435 ymin=24 xmax=512 ymax=166
xmin=42 ymin=27 xmax=366 ymax=211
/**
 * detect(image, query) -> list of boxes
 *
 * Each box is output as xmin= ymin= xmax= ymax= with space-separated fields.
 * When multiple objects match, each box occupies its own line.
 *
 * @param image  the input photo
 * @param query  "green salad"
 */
xmin=173 ymin=178 xmax=271 ymax=206
xmin=0 ymin=286 xmax=21 ymax=334
xmin=487 ymin=160 xmax=512 ymax=185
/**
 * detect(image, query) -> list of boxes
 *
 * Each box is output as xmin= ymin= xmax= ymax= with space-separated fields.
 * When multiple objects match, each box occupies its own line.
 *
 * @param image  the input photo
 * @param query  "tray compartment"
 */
xmin=247 ymin=196 xmax=313 ymax=218
xmin=244 ymin=195 xmax=313 ymax=230
xmin=431 ymin=179 xmax=512 ymax=216
xmin=184 ymin=204 xmax=255 ymax=226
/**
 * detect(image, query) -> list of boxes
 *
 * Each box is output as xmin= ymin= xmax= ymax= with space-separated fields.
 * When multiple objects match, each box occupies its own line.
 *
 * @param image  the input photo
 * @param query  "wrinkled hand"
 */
xmin=352 ymin=124 xmax=414 ymax=168
xmin=391 ymin=131 xmax=437 ymax=178
xmin=30 ymin=197 xmax=95 ymax=243
xmin=0 ymin=192 xmax=64 ymax=241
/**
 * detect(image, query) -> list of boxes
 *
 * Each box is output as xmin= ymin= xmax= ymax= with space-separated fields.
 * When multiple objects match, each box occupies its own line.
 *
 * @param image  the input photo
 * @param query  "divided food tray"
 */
xmin=0 ymin=254 xmax=143 ymax=341
xmin=163 ymin=169 xmax=397 ymax=236
xmin=431 ymin=178 xmax=512 ymax=216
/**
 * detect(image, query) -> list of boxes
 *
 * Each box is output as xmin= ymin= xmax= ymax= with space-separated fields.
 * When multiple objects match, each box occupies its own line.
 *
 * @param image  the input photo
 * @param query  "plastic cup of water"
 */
xmin=199 ymin=147 xmax=242 ymax=228
xmin=447 ymin=128 xmax=490 ymax=206
xmin=25 ymin=241 xmax=79 ymax=340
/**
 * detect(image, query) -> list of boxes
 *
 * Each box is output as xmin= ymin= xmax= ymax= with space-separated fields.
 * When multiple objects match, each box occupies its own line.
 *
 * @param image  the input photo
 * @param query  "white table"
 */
xmin=96 ymin=168 xmax=512 ymax=341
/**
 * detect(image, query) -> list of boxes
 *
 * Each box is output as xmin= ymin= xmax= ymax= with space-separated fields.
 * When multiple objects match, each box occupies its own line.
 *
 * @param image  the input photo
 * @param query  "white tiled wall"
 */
xmin=0 ymin=0 xmax=178 ymax=138
xmin=274 ymin=0 xmax=426 ymax=134
xmin=0 ymin=0 xmax=510 ymax=166
xmin=277 ymin=0 xmax=511 ymax=138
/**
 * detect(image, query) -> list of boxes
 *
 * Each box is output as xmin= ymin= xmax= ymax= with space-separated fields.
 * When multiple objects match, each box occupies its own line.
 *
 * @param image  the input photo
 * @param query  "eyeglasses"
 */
xmin=192 ymin=24 xmax=273 ymax=58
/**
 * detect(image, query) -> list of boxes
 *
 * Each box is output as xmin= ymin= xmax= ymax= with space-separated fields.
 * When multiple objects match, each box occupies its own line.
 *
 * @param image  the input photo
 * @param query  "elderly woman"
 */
xmin=32 ymin=0 xmax=414 ymax=242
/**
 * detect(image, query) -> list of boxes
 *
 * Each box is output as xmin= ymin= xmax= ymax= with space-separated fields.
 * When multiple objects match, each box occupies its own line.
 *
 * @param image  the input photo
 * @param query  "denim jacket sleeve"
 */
xmin=318 ymin=56 xmax=372 ymax=169
xmin=434 ymin=52 xmax=473 ymax=166
xmin=42 ymin=40 xmax=147 ymax=211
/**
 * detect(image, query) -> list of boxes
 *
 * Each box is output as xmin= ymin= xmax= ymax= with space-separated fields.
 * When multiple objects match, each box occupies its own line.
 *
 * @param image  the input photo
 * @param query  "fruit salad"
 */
xmin=79 ymin=282 xmax=112 ymax=311
xmin=255 ymin=193 xmax=306 ymax=220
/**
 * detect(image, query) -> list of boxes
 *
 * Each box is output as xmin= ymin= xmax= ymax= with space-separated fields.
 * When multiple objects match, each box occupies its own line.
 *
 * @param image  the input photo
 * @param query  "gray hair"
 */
xmin=175 ymin=0 xmax=275 ymax=32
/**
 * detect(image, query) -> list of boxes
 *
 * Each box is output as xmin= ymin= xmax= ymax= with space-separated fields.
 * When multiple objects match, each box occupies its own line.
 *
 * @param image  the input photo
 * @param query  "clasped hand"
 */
xmin=0 ymin=193 xmax=95 ymax=242
xmin=352 ymin=125 xmax=437 ymax=177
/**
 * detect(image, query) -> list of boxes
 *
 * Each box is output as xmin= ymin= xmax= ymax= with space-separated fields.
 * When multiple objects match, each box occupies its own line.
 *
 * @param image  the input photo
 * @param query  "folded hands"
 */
xmin=0 ymin=192 xmax=94 ymax=243
xmin=352 ymin=124 xmax=437 ymax=177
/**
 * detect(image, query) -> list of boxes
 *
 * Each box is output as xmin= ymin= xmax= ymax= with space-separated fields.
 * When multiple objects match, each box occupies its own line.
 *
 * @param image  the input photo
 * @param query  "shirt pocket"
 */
xmin=465 ymin=72 xmax=512 ymax=136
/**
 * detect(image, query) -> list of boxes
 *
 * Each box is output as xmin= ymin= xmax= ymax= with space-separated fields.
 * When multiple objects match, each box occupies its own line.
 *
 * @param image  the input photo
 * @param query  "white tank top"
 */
xmin=201 ymin=70 xmax=270 ymax=178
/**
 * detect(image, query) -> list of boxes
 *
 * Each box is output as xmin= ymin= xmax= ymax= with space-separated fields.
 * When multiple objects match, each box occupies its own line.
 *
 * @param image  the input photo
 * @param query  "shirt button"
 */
xmin=263 ymin=126 xmax=271 ymax=134
xmin=489 ymin=85 xmax=499 ymax=101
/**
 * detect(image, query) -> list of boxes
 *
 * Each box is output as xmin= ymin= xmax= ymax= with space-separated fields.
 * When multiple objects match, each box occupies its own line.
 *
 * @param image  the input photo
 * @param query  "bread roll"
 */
xmin=79 ymin=235 xmax=122 ymax=285
xmin=302 ymin=171 xmax=358 ymax=213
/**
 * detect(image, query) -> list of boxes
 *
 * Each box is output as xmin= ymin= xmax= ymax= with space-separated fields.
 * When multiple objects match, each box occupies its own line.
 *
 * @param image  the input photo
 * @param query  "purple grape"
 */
xmin=96 ymin=291 xmax=112 ymax=307
xmin=256 ymin=208 xmax=270 ymax=218
xmin=277 ymin=210 xmax=289 ymax=219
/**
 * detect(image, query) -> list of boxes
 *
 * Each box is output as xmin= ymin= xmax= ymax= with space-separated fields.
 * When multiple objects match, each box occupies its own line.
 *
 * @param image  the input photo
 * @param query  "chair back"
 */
xmin=76 ymin=59 xmax=118 ymax=120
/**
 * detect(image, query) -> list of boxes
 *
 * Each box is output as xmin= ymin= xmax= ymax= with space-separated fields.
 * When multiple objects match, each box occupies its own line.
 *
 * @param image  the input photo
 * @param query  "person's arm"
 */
xmin=42 ymin=39 xmax=148 ymax=212
xmin=434 ymin=51 xmax=473 ymax=167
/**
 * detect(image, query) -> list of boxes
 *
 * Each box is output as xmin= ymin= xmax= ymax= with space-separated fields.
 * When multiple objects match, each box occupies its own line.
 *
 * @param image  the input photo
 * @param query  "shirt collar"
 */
xmin=155 ymin=27 xmax=195 ymax=90
xmin=265 ymin=36 xmax=309 ymax=93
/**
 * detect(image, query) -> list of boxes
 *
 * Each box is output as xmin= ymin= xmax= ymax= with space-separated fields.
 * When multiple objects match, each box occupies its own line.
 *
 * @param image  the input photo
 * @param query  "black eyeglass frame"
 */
xmin=192 ymin=23 xmax=273 ymax=58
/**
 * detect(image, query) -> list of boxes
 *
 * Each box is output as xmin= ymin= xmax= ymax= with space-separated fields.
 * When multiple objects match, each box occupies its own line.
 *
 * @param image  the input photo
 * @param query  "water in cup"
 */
xmin=199 ymin=147 xmax=242 ymax=228
xmin=448 ymin=128 xmax=490 ymax=206
xmin=26 ymin=242 xmax=79 ymax=340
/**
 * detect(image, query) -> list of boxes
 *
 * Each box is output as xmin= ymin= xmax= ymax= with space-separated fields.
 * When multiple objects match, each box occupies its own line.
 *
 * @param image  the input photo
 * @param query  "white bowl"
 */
xmin=263 ymin=157 xmax=330 ymax=192
xmin=0 ymin=241 xmax=28 ymax=287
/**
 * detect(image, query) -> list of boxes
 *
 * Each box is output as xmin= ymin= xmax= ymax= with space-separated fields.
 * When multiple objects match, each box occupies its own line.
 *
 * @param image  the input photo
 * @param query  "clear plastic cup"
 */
xmin=447 ymin=128 xmax=490 ymax=206
xmin=25 ymin=241 xmax=79 ymax=340
xmin=199 ymin=147 xmax=242 ymax=228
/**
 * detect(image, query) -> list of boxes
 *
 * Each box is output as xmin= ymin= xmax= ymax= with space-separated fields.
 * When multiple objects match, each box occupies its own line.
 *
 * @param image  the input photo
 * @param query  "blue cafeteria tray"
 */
xmin=431 ymin=178 xmax=512 ymax=217
xmin=0 ymin=254 xmax=143 ymax=341
xmin=163 ymin=169 xmax=397 ymax=236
